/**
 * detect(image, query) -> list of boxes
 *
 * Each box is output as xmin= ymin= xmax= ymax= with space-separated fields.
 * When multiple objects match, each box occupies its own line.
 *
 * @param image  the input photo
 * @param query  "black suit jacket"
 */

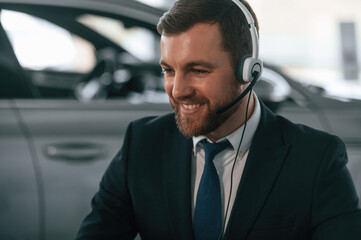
xmin=76 ymin=102 xmax=361 ymax=240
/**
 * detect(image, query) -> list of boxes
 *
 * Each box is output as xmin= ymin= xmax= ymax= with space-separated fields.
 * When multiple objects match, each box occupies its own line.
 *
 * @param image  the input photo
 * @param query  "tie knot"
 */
xmin=202 ymin=139 xmax=232 ymax=163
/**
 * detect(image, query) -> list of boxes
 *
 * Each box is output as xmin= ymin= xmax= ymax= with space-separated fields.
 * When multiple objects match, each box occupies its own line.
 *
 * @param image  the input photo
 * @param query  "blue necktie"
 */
xmin=194 ymin=139 xmax=232 ymax=240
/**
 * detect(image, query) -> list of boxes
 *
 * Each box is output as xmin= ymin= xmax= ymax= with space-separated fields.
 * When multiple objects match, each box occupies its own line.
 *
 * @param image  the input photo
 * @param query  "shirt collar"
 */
xmin=193 ymin=92 xmax=261 ymax=154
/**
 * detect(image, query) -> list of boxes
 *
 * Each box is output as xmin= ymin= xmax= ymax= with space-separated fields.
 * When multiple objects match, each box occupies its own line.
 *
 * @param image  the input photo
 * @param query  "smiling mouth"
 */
xmin=178 ymin=103 xmax=205 ymax=115
xmin=182 ymin=104 xmax=201 ymax=110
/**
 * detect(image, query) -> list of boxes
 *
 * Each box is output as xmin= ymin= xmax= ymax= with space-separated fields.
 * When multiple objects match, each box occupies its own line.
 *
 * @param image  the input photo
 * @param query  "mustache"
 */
xmin=171 ymin=95 xmax=209 ymax=106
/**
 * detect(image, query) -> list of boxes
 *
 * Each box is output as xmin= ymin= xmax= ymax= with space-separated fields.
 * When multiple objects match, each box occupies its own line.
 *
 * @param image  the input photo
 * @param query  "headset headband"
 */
xmin=231 ymin=0 xmax=260 ymax=60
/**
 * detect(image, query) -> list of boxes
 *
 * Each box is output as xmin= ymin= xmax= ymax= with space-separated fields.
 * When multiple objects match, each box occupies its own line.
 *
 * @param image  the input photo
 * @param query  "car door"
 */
xmin=12 ymin=100 xmax=169 ymax=240
xmin=0 ymin=100 xmax=42 ymax=240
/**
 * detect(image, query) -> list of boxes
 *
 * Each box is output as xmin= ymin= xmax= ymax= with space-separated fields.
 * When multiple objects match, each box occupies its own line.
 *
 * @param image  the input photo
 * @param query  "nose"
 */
xmin=172 ymin=73 xmax=194 ymax=100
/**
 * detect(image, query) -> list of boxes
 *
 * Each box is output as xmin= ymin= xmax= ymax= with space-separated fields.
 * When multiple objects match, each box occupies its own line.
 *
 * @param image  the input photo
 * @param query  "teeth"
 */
xmin=183 ymin=104 xmax=200 ymax=110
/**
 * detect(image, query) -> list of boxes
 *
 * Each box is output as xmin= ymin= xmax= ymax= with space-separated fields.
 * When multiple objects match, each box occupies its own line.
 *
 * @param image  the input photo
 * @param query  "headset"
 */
xmin=215 ymin=0 xmax=263 ymax=114
xmin=233 ymin=0 xmax=263 ymax=83
xmin=217 ymin=1 xmax=262 ymax=238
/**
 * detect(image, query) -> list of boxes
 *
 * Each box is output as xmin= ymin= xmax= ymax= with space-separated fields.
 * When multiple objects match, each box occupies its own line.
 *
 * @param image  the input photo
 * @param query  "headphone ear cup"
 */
xmin=236 ymin=54 xmax=252 ymax=83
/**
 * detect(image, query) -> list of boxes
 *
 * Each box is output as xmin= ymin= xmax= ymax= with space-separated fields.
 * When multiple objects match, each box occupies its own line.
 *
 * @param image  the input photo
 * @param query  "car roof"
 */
xmin=0 ymin=0 xmax=164 ymax=25
xmin=0 ymin=0 xmax=166 ymax=52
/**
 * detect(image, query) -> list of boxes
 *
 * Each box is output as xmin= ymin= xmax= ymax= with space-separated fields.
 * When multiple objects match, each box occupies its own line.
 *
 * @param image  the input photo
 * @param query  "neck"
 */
xmin=207 ymin=92 xmax=255 ymax=142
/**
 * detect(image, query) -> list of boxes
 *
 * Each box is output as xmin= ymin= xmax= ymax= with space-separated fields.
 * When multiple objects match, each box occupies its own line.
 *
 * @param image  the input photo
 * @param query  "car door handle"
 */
xmin=43 ymin=142 xmax=107 ymax=162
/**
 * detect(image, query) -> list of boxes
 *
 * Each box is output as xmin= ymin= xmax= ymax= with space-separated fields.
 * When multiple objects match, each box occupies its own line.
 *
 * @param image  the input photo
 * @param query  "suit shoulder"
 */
xmin=276 ymin=114 xmax=344 ymax=147
xmin=132 ymin=112 xmax=175 ymax=128
xmin=128 ymin=112 xmax=176 ymax=138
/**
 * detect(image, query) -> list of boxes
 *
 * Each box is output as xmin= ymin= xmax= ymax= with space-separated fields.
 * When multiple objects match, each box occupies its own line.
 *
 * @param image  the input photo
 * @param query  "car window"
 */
xmin=77 ymin=14 xmax=159 ymax=62
xmin=0 ymin=9 xmax=164 ymax=101
xmin=1 ymin=9 xmax=96 ymax=73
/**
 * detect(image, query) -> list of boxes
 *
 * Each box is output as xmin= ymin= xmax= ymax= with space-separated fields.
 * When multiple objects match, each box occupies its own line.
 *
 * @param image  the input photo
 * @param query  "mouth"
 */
xmin=183 ymin=103 xmax=201 ymax=110
xmin=170 ymin=96 xmax=208 ymax=116
xmin=179 ymin=103 xmax=204 ymax=115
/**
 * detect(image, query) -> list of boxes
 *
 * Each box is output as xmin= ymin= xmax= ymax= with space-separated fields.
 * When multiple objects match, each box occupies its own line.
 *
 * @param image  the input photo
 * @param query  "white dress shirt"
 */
xmin=191 ymin=93 xmax=261 ymax=230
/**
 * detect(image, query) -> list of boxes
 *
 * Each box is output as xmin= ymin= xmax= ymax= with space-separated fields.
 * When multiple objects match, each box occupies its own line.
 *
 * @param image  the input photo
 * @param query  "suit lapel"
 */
xmin=162 ymin=119 xmax=194 ymax=240
xmin=224 ymin=103 xmax=291 ymax=240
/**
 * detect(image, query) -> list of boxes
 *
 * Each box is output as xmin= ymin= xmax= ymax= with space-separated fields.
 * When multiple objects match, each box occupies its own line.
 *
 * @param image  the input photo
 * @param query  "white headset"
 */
xmin=232 ymin=0 xmax=263 ymax=83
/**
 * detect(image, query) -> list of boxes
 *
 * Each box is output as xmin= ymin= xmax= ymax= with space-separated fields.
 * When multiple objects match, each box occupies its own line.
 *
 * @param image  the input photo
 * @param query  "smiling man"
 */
xmin=76 ymin=0 xmax=361 ymax=239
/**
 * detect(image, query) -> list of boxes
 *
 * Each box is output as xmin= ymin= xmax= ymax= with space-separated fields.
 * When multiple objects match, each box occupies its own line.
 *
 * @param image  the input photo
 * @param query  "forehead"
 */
xmin=160 ymin=23 xmax=226 ymax=64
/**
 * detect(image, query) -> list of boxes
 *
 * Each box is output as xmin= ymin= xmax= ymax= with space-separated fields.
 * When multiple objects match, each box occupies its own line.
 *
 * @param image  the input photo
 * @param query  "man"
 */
xmin=76 ymin=0 xmax=361 ymax=239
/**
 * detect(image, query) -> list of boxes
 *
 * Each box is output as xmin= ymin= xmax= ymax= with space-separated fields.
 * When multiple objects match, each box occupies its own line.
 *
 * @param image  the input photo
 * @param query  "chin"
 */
xmin=175 ymin=110 xmax=221 ymax=138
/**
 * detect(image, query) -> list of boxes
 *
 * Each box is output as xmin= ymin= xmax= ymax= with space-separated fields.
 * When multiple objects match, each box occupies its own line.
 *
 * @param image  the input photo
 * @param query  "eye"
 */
xmin=161 ymin=68 xmax=174 ymax=75
xmin=192 ymin=68 xmax=208 ymax=75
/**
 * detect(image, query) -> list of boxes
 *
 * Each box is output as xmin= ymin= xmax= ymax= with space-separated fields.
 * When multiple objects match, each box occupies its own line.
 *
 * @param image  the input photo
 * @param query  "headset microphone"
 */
xmin=215 ymin=0 xmax=263 ymax=115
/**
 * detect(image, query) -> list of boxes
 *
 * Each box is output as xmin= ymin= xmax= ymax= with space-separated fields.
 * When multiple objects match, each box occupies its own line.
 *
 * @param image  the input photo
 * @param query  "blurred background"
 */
xmin=0 ymin=0 xmax=360 ymax=239
xmin=3 ymin=0 xmax=361 ymax=99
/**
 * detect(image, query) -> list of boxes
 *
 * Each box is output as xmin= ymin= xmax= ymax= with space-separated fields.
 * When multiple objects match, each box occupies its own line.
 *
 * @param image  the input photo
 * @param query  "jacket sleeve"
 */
xmin=75 ymin=122 xmax=138 ymax=240
xmin=311 ymin=136 xmax=361 ymax=239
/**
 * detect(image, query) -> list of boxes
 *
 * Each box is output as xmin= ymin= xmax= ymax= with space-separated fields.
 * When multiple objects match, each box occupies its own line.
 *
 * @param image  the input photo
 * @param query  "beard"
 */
xmin=170 ymin=83 xmax=241 ymax=138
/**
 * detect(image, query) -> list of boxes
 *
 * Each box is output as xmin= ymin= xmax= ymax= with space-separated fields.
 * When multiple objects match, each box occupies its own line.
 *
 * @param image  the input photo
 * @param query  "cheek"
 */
xmin=206 ymin=78 xmax=228 ymax=96
xmin=208 ymin=77 xmax=239 ymax=102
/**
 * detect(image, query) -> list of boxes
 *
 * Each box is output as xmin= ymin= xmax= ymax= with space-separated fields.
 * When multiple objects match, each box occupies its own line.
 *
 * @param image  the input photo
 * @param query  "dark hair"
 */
xmin=157 ymin=0 xmax=259 ymax=69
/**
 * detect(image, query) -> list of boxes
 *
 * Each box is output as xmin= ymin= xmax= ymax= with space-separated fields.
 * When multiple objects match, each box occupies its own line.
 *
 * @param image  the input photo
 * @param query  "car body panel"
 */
xmin=0 ymin=101 xmax=40 ymax=239
xmin=10 ymin=99 xmax=171 ymax=239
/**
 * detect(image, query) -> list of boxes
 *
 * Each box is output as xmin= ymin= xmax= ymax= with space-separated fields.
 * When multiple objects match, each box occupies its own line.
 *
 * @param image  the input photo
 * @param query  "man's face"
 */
xmin=160 ymin=23 xmax=241 ymax=138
